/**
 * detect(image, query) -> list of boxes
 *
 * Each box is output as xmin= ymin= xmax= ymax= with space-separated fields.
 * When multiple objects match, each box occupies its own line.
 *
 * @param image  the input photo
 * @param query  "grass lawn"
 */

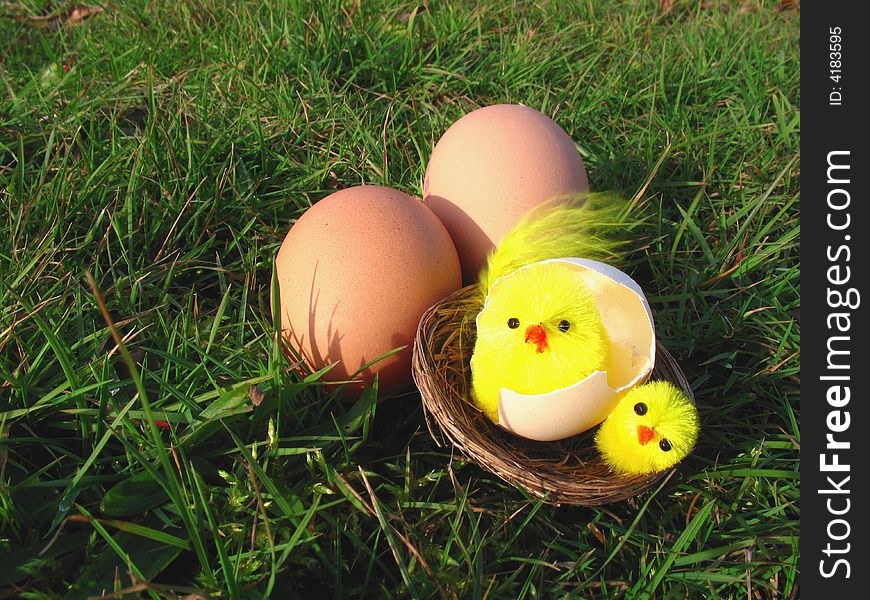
xmin=1 ymin=0 xmax=799 ymax=597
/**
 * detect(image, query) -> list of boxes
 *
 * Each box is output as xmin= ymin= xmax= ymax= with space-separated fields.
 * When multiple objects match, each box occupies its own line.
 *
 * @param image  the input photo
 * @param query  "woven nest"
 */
xmin=412 ymin=284 xmax=694 ymax=506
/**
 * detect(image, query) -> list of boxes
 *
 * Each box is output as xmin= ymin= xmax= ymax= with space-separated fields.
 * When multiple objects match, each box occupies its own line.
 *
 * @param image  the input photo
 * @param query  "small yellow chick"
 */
xmin=470 ymin=262 xmax=608 ymax=422
xmin=595 ymin=381 xmax=700 ymax=475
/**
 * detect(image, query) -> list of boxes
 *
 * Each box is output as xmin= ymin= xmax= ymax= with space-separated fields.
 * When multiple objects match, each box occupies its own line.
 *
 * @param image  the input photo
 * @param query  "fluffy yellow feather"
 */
xmin=478 ymin=193 xmax=632 ymax=298
xmin=470 ymin=262 xmax=608 ymax=421
xmin=594 ymin=381 xmax=700 ymax=475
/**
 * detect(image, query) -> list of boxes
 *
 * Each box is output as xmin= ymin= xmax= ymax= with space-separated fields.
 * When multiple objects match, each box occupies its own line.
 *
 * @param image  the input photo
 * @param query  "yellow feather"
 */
xmin=470 ymin=262 xmax=608 ymax=422
xmin=478 ymin=192 xmax=634 ymax=297
xmin=594 ymin=381 xmax=700 ymax=475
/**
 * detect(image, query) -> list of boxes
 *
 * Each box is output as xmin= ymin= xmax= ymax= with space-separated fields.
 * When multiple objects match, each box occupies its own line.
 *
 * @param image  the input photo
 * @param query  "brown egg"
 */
xmin=423 ymin=104 xmax=588 ymax=282
xmin=276 ymin=185 xmax=461 ymax=397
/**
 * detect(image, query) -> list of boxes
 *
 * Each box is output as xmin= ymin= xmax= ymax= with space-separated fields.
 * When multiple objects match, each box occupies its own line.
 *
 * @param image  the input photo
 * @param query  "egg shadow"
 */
xmin=281 ymin=261 xmax=351 ymax=388
xmin=292 ymin=261 xmax=418 ymax=399
xmin=424 ymin=194 xmax=492 ymax=285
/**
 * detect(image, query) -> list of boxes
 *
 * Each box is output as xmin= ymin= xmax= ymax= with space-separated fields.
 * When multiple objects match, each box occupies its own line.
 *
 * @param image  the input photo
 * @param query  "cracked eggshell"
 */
xmin=491 ymin=258 xmax=656 ymax=441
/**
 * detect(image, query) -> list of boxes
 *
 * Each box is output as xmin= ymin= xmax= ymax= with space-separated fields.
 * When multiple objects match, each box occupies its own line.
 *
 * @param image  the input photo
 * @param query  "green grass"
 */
xmin=1 ymin=0 xmax=799 ymax=597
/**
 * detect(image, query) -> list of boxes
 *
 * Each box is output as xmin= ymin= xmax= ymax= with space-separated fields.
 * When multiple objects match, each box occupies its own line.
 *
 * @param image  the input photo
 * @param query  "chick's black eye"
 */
xmin=507 ymin=318 xmax=520 ymax=329
xmin=558 ymin=320 xmax=570 ymax=332
xmin=633 ymin=402 xmax=648 ymax=416
xmin=659 ymin=439 xmax=672 ymax=452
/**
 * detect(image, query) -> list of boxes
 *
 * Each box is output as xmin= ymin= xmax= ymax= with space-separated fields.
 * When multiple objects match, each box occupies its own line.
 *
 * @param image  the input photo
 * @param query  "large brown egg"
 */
xmin=276 ymin=186 xmax=461 ymax=397
xmin=423 ymin=104 xmax=588 ymax=282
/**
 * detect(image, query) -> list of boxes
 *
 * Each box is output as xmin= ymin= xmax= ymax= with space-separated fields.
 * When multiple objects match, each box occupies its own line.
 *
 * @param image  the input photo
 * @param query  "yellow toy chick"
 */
xmin=469 ymin=194 xmax=629 ymax=423
xmin=594 ymin=381 xmax=700 ymax=475
xmin=470 ymin=262 xmax=608 ymax=422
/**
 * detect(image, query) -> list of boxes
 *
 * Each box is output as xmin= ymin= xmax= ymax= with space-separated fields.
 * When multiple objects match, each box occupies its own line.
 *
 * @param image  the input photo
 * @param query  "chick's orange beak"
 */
xmin=637 ymin=425 xmax=655 ymax=445
xmin=524 ymin=324 xmax=549 ymax=353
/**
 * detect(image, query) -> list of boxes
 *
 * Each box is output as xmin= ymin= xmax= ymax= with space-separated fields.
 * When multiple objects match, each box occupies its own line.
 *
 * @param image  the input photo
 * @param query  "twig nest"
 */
xmin=412 ymin=283 xmax=694 ymax=505
xmin=481 ymin=258 xmax=656 ymax=441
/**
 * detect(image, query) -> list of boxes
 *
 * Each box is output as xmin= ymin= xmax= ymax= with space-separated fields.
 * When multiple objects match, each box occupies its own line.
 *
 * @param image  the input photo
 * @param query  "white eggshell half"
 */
xmin=491 ymin=258 xmax=656 ymax=441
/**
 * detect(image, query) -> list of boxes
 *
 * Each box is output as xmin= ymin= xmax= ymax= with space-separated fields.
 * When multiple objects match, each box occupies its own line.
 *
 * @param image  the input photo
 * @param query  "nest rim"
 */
xmin=412 ymin=283 xmax=694 ymax=506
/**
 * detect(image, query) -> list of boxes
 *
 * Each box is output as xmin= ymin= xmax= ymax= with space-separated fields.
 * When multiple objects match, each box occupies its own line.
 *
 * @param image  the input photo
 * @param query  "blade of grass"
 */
xmin=85 ymin=272 xmax=216 ymax=586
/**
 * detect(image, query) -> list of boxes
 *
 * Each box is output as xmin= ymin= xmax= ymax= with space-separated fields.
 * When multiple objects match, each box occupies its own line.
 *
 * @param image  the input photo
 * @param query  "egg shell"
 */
xmin=276 ymin=185 xmax=461 ymax=397
xmin=423 ymin=104 xmax=588 ymax=282
xmin=488 ymin=258 xmax=656 ymax=441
